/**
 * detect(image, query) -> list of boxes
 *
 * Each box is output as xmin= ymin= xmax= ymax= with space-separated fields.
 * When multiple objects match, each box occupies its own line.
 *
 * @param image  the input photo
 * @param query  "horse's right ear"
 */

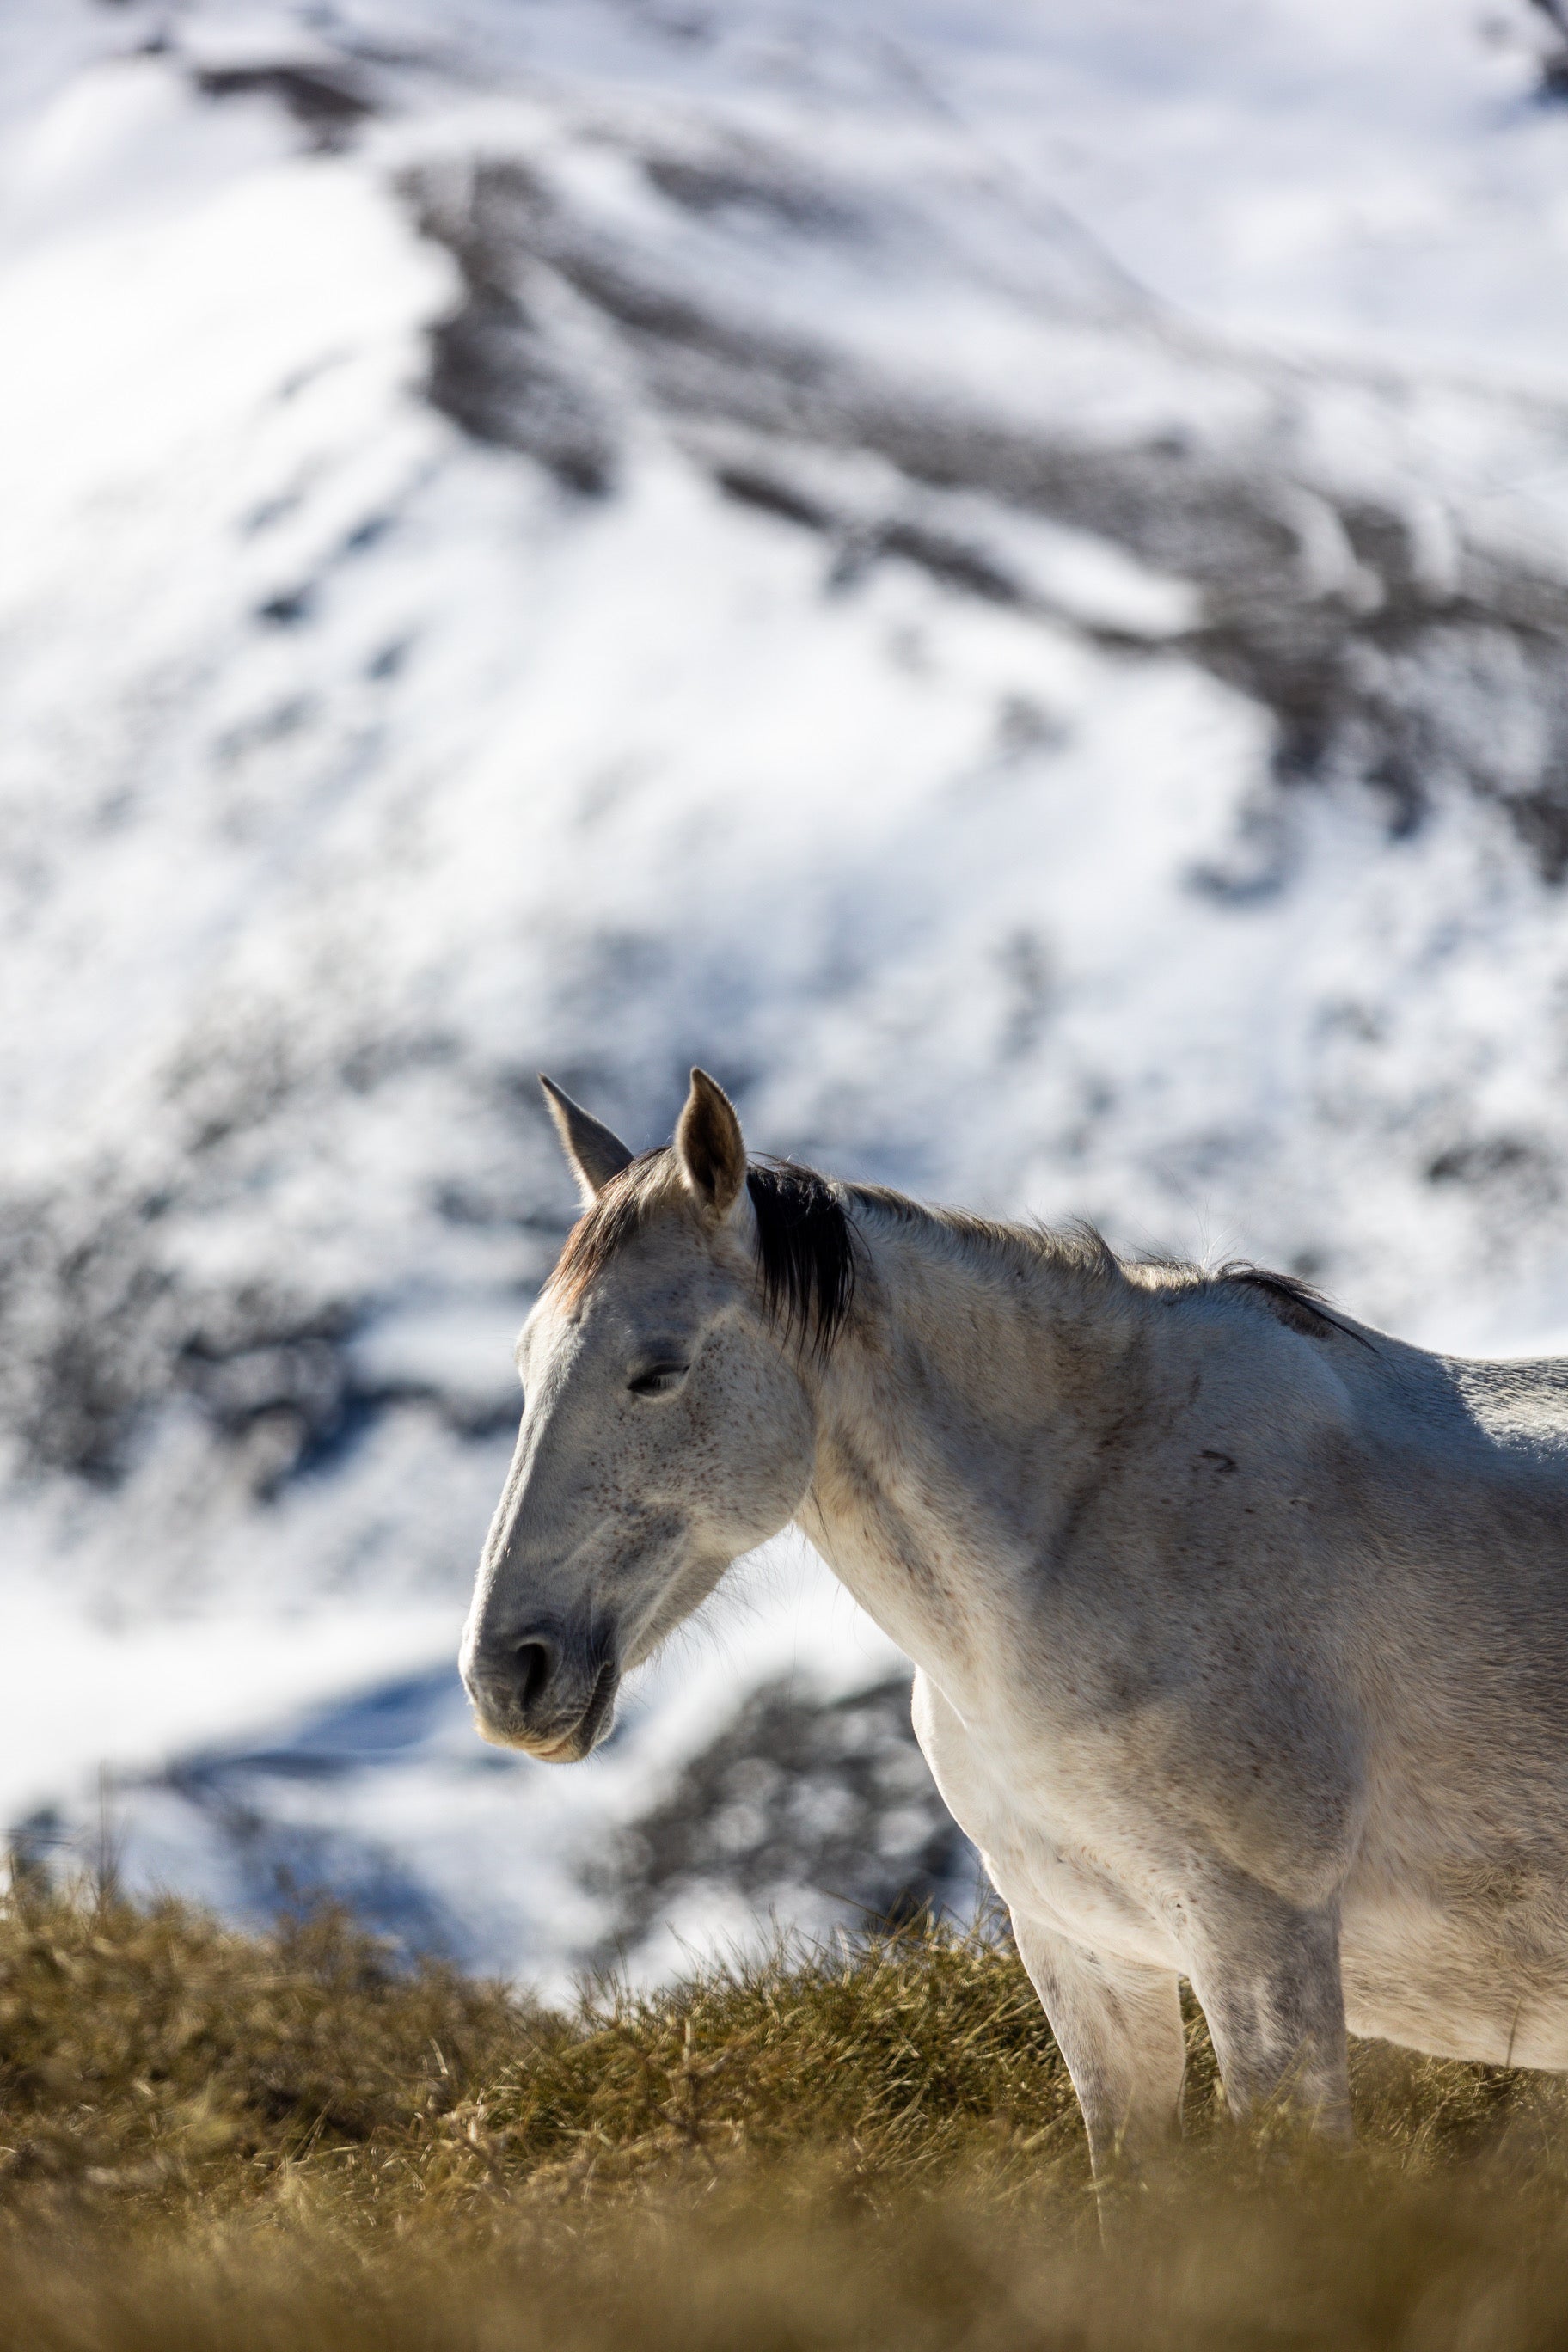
xmin=539 ymin=1076 xmax=634 ymax=1206
xmin=674 ymin=1067 xmax=747 ymax=1222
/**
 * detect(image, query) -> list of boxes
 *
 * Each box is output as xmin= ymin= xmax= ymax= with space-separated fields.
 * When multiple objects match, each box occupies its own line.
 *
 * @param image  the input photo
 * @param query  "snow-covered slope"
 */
xmin=3 ymin=0 xmax=1567 ymax=1983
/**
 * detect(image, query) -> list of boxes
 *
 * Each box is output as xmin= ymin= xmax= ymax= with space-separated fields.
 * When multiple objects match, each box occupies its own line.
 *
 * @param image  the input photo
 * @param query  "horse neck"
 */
xmin=794 ymin=1207 xmax=1137 ymax=1684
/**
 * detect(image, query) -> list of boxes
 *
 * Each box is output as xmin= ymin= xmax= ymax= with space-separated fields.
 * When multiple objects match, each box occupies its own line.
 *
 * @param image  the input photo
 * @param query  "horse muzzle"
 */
xmin=461 ymin=1625 xmax=621 ymax=1761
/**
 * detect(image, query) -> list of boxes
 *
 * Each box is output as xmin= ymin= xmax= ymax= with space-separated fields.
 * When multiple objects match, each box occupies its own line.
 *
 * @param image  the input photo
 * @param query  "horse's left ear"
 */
xmin=675 ymin=1069 xmax=747 ymax=1222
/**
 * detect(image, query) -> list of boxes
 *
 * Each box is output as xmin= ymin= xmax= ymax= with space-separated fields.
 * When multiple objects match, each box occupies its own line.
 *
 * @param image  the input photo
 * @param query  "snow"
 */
xmin=1 ymin=0 xmax=1567 ymax=1981
xmin=0 ymin=1592 xmax=462 ymax=1829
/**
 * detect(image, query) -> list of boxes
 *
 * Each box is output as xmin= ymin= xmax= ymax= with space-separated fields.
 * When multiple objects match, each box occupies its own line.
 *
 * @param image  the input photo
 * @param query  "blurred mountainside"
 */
xmin=2 ymin=0 xmax=1568 ymax=1982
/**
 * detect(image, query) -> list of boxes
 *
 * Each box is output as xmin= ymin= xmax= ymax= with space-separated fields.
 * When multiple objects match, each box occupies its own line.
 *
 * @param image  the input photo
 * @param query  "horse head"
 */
xmin=459 ymin=1069 xmax=840 ymax=1759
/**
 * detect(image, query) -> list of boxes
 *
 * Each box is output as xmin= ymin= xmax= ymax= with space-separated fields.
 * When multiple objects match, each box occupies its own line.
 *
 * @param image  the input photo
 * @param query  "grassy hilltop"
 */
xmin=1 ymin=1882 xmax=1567 ymax=2349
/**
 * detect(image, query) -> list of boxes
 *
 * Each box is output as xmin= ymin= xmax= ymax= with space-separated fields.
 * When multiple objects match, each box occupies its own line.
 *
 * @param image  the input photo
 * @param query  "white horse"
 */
xmin=462 ymin=1069 xmax=1568 ymax=2176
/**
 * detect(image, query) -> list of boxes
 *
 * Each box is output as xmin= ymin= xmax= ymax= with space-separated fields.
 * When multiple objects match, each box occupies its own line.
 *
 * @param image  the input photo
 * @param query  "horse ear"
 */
xmin=539 ymin=1075 xmax=634 ymax=1205
xmin=674 ymin=1068 xmax=747 ymax=1221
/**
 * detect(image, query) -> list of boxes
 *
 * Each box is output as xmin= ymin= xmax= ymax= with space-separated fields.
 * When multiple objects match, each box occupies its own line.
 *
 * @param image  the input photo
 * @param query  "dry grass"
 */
xmin=2 ymin=1878 xmax=1568 ymax=2347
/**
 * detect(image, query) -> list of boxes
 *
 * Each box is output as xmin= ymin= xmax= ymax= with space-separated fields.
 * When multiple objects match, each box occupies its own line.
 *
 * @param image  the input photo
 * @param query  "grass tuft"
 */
xmin=2 ymin=1879 xmax=1568 ymax=2346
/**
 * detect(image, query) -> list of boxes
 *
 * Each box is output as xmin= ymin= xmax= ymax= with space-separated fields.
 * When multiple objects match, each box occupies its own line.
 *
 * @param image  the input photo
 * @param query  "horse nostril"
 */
xmin=514 ymin=1641 xmax=554 ymax=1711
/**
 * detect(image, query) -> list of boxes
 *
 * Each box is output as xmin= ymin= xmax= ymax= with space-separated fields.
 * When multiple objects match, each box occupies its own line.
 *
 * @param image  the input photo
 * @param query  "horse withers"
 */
xmin=462 ymin=1068 xmax=1568 ymax=2176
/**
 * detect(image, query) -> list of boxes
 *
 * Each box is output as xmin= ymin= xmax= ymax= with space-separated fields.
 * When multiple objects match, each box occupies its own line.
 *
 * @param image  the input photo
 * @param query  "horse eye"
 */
xmin=628 ymin=1361 xmax=689 ymax=1398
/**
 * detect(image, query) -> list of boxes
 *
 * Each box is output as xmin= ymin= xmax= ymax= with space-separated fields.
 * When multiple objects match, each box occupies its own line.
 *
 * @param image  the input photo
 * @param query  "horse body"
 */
xmin=462 ymin=1070 xmax=1568 ymax=2175
xmin=794 ymin=1210 xmax=1568 ymax=2141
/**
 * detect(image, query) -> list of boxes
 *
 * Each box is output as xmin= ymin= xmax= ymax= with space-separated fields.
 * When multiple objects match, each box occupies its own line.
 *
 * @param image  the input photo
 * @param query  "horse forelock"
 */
xmin=546 ymin=1148 xmax=861 ymax=1351
xmin=548 ymin=1149 xmax=682 ymax=1311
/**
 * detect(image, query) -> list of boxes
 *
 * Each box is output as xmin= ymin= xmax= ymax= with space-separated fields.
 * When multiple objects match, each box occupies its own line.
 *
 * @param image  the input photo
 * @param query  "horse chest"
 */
xmin=910 ymin=1669 xmax=1186 ymax=1971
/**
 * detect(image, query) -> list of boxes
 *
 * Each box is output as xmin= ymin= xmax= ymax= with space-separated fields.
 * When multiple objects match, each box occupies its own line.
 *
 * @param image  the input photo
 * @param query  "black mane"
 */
xmin=745 ymin=1161 xmax=859 ymax=1351
xmin=1211 ymin=1261 xmax=1375 ymax=1351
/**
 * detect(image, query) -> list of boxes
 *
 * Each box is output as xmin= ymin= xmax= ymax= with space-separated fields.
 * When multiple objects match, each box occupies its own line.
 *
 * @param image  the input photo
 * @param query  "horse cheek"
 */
xmin=700 ymin=1352 xmax=813 ymax=1553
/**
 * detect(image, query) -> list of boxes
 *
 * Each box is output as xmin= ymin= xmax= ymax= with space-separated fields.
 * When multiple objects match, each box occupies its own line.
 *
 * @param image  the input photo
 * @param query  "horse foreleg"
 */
xmin=1179 ymin=1878 xmax=1351 ymax=2138
xmin=1009 ymin=1913 xmax=1185 ymax=2179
